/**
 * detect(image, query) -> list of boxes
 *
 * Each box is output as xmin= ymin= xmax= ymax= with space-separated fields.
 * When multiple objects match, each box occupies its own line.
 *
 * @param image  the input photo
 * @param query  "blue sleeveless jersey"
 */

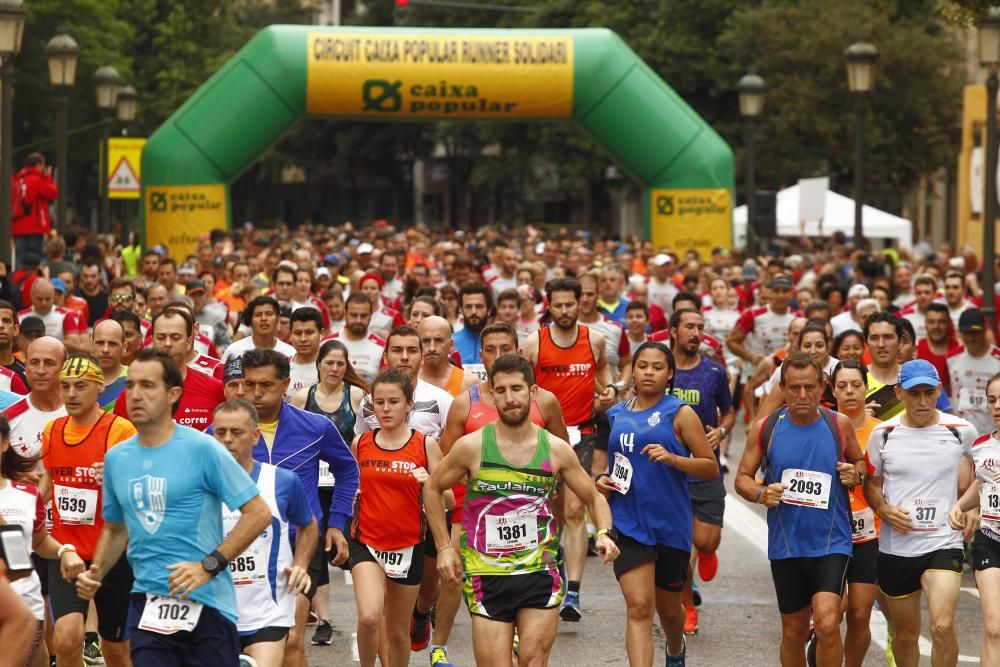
xmin=606 ymin=394 xmax=691 ymax=551
xmin=763 ymin=409 xmax=853 ymax=560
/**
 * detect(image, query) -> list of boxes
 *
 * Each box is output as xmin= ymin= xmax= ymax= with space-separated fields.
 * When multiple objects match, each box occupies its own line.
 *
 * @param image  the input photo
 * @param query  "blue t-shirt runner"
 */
xmin=103 ymin=424 xmax=260 ymax=624
xmin=671 ymin=356 xmax=732 ymax=483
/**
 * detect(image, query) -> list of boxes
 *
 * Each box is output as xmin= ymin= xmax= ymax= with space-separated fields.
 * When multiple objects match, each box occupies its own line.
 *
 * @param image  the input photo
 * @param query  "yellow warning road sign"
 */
xmin=107 ymin=137 xmax=145 ymax=200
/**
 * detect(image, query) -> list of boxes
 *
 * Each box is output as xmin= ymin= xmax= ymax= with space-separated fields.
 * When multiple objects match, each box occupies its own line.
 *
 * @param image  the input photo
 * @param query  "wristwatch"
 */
xmin=718 ymin=426 xmax=729 ymax=439
xmin=200 ymin=550 xmax=228 ymax=576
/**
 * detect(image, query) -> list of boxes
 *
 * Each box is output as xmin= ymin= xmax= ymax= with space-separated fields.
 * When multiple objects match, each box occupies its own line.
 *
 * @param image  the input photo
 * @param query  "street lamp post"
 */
xmin=93 ymin=64 xmax=119 ymax=235
xmin=845 ymin=42 xmax=879 ymax=250
xmin=115 ymin=85 xmax=137 ymax=237
xmin=0 ymin=0 xmax=25 ymax=268
xmin=45 ymin=32 xmax=79 ymax=234
xmin=980 ymin=10 xmax=1000 ymax=329
xmin=738 ymin=72 xmax=766 ymax=257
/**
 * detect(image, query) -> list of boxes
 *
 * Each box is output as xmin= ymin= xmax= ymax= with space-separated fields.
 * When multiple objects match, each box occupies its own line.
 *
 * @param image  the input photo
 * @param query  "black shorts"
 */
xmin=594 ymin=413 xmax=611 ymax=453
xmin=304 ymin=538 xmax=330 ymax=600
xmin=49 ymin=554 xmax=133 ymax=642
xmin=770 ymin=554 xmax=849 ymax=614
xmin=239 ymin=625 xmax=289 ymax=650
xmin=612 ymin=533 xmax=689 ymax=592
xmin=689 ymin=479 xmax=725 ymax=527
xmin=32 ymin=554 xmax=49 ymax=597
xmin=128 ymin=595 xmax=240 ymax=667
xmin=877 ymin=548 xmax=964 ymax=598
xmin=347 ymin=535 xmax=425 ymax=586
xmin=973 ymin=531 xmax=1000 ymax=571
xmin=574 ymin=433 xmax=596 ymax=473
xmin=318 ymin=486 xmax=334 ymax=531
xmin=462 ymin=570 xmax=564 ymax=623
xmin=848 ymin=539 xmax=879 ymax=585
xmin=423 ymin=511 xmax=451 ymax=559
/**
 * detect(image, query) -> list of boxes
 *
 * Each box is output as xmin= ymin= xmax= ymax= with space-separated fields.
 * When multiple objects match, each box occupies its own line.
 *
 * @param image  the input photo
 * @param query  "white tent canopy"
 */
xmin=733 ymin=184 xmax=913 ymax=251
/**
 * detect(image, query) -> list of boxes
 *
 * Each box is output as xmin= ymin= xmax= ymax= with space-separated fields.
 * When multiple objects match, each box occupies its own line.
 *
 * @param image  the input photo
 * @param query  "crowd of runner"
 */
xmin=0 ymin=222 xmax=997 ymax=667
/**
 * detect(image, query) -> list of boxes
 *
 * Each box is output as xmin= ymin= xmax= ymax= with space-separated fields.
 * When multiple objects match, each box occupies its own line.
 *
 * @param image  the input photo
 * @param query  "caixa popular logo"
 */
xmin=361 ymin=78 xmax=519 ymax=115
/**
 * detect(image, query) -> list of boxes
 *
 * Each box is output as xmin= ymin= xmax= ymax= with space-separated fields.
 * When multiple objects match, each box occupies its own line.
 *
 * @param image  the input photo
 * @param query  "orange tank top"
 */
xmin=534 ymin=324 xmax=596 ymax=427
xmin=42 ymin=413 xmax=122 ymax=560
xmin=444 ymin=365 xmax=466 ymax=397
xmin=464 ymin=384 xmax=545 ymax=432
xmin=352 ymin=429 xmax=427 ymax=550
xmin=848 ymin=414 xmax=882 ymax=543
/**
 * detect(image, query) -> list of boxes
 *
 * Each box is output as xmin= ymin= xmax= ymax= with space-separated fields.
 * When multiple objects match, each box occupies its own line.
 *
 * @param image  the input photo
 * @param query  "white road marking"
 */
xmin=724 ymin=493 xmax=980 ymax=663
xmin=352 ymin=632 xmax=359 ymax=662
xmin=345 ymin=570 xmax=353 ymax=586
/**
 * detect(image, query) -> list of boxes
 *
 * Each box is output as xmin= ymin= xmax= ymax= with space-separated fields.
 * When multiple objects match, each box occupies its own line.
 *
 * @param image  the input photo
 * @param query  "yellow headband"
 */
xmin=60 ymin=358 xmax=104 ymax=385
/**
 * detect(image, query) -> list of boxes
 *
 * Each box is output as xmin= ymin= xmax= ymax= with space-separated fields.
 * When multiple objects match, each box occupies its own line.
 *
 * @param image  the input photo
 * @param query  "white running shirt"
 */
xmin=355 ymin=378 xmax=453 ymax=440
xmin=322 ymin=331 xmax=386 ymax=383
xmin=948 ymin=346 xmax=1000 ymax=435
xmin=972 ymin=433 xmax=1000 ymax=541
xmin=286 ymin=360 xmax=318 ymax=401
xmin=221 ymin=336 xmax=295 ymax=364
xmin=866 ymin=413 xmax=977 ymax=556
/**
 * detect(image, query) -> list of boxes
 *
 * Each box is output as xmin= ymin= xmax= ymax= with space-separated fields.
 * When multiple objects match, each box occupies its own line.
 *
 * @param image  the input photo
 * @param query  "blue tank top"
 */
xmin=606 ymin=394 xmax=692 ymax=551
xmin=763 ymin=409 xmax=853 ymax=560
xmin=305 ymin=383 xmax=356 ymax=442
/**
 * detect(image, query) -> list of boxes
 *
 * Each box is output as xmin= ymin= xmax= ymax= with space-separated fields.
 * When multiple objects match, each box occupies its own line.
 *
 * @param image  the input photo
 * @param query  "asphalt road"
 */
xmin=306 ymin=428 xmax=986 ymax=666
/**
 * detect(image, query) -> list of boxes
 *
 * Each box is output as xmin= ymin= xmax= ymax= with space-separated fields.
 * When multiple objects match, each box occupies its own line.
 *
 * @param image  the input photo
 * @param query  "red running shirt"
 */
xmin=351 ymin=430 xmax=427 ymax=551
xmin=533 ymin=325 xmax=596 ymax=427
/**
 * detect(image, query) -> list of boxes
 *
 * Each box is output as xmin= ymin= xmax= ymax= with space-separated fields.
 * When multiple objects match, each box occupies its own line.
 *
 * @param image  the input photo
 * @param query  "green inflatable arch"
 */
xmin=141 ymin=26 xmax=733 ymax=257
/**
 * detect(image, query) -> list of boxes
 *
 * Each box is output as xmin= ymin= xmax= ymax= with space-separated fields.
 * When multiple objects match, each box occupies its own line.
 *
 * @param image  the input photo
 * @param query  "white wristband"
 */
xmin=57 ymin=544 xmax=76 ymax=558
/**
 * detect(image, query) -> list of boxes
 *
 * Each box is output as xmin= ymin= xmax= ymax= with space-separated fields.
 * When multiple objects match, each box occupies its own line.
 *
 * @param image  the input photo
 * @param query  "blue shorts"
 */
xmin=127 ymin=595 xmax=240 ymax=667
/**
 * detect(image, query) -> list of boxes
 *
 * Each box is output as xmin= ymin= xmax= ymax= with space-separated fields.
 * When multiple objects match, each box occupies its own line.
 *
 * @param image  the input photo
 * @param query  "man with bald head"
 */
xmin=93 ymin=319 xmax=128 ymax=411
xmin=19 ymin=278 xmax=89 ymax=353
xmin=417 ymin=315 xmax=478 ymax=397
xmin=3 ymin=337 xmax=68 ymax=475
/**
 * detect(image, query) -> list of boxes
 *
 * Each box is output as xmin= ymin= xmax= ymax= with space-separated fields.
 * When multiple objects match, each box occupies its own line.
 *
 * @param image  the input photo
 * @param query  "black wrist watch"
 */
xmin=200 ymin=550 xmax=227 ymax=577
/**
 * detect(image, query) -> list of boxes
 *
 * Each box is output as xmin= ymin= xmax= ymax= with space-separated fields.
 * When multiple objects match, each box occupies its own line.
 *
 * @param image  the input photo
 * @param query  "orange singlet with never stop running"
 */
xmin=351 ymin=429 xmax=428 ymax=551
xmin=534 ymin=324 xmax=596 ymax=428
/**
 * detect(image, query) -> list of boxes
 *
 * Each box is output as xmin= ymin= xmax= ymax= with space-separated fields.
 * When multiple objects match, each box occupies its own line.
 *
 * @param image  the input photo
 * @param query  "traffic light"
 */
xmin=394 ymin=0 xmax=410 ymax=25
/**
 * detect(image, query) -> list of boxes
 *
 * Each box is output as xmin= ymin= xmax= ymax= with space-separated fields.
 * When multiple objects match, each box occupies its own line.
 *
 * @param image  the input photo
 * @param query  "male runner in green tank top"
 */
xmin=425 ymin=354 xmax=618 ymax=667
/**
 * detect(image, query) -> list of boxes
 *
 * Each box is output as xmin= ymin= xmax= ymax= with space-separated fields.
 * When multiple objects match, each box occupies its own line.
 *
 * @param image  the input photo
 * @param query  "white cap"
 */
xmin=948 ymin=257 xmax=965 ymax=269
xmin=535 ymin=241 xmax=546 ymax=255
xmin=357 ymin=242 xmax=374 ymax=254
xmin=315 ymin=267 xmax=331 ymax=279
xmin=847 ymin=283 xmax=870 ymax=299
xmin=651 ymin=253 xmax=673 ymax=267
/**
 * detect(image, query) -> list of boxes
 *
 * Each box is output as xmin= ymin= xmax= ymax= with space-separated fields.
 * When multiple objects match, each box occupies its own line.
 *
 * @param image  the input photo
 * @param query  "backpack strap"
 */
xmin=819 ymin=407 xmax=845 ymax=462
xmin=758 ymin=409 xmax=784 ymax=478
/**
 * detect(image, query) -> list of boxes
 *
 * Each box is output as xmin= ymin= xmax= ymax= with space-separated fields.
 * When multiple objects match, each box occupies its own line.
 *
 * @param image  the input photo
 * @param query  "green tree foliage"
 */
xmin=714 ymin=0 xmax=963 ymax=201
xmin=7 ymin=0 xmax=967 ymax=228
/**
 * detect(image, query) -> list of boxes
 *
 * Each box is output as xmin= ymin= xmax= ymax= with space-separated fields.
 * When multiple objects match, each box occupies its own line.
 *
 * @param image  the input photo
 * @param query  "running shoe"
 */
xmin=560 ymin=591 xmax=582 ymax=622
xmin=83 ymin=640 xmax=105 ymax=665
xmin=512 ymin=631 xmax=520 ymax=658
xmin=311 ymin=620 xmax=333 ymax=646
xmin=719 ymin=454 xmax=730 ymax=475
xmin=666 ymin=637 xmax=686 ymax=666
xmin=239 ymin=656 xmax=259 ymax=667
xmin=683 ymin=606 xmax=698 ymax=635
xmin=430 ymin=646 xmax=455 ymax=666
xmin=692 ymin=580 xmax=702 ymax=607
xmin=806 ymin=630 xmax=817 ymax=667
xmin=410 ymin=612 xmax=431 ymax=651
xmin=697 ymin=550 xmax=719 ymax=582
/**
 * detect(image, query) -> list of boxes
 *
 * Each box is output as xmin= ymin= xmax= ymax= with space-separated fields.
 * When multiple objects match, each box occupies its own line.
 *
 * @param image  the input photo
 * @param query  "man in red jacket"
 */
xmin=12 ymin=152 xmax=59 ymax=261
